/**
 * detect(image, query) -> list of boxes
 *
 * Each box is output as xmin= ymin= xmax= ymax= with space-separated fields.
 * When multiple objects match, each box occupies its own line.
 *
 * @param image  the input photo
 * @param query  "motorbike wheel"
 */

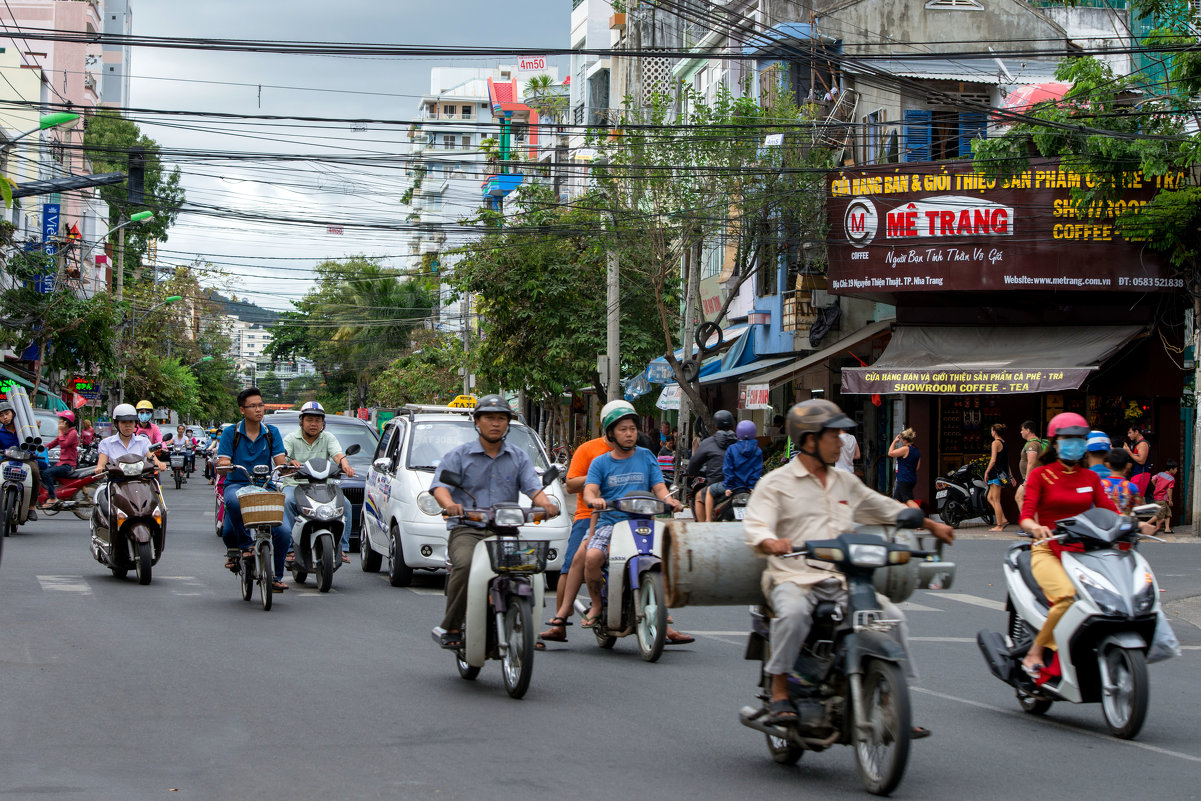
xmin=315 ymin=537 xmax=334 ymax=593
xmin=292 ymin=564 xmax=308 ymax=584
xmin=501 ymin=595 xmax=535 ymax=699
xmin=766 ymin=733 xmax=804 ymax=766
xmin=939 ymin=503 xmax=958 ymax=529
xmin=3 ymin=489 xmax=18 ymax=536
xmin=240 ymin=555 xmax=254 ymax=602
xmin=853 ymin=659 xmax=911 ymax=796
xmin=1100 ymin=646 xmax=1149 ymax=739
xmin=360 ymin=527 xmax=382 ymax=572
xmin=257 ymin=539 xmax=273 ymax=611
xmin=1016 ymin=688 xmax=1053 ymax=715
xmin=981 ymin=507 xmax=996 ymax=527
xmin=72 ymin=486 xmax=95 ymax=520
xmin=456 ymin=651 xmax=480 ymax=681
xmin=135 ymin=540 xmax=153 ymax=585
xmin=636 ymin=571 xmax=668 ymax=663
xmin=387 ymin=525 xmax=414 ymax=587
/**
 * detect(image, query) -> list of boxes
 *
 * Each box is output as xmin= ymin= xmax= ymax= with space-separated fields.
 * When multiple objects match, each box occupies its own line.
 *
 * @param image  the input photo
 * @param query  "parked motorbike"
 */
xmin=37 ymin=468 xmax=103 ymax=519
xmin=225 ymin=464 xmax=285 ymax=611
xmin=286 ymin=443 xmax=360 ymax=592
xmin=573 ymin=491 xmax=672 ymax=662
xmin=76 ymin=442 xmax=98 ymax=469
xmin=738 ymin=507 xmax=929 ymax=796
xmin=976 ymin=505 xmax=1174 ymax=739
xmin=935 ymin=463 xmax=994 ymax=528
xmin=90 ymin=448 xmax=166 ymax=585
xmin=0 ymin=447 xmax=37 ymax=537
xmin=431 ymin=466 xmax=559 ymax=699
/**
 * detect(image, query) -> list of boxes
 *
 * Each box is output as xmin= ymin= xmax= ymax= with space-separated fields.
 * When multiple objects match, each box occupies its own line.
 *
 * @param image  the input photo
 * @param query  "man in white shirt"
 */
xmin=835 ymin=430 xmax=860 ymax=473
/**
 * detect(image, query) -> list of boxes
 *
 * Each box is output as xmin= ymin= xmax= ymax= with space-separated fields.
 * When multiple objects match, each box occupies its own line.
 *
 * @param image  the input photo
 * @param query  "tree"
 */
xmin=369 ymin=329 xmax=466 ymax=406
xmin=257 ymin=372 xmax=284 ymax=404
xmin=82 ymin=112 xmax=185 ymax=287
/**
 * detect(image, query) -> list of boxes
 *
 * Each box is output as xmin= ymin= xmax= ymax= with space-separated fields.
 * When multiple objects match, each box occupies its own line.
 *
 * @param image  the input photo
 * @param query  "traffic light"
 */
xmin=127 ymin=146 xmax=145 ymax=205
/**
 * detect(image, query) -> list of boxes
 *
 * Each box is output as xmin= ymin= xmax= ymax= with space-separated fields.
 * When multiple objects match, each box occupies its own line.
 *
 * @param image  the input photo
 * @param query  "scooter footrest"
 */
xmin=977 ymin=629 xmax=1016 ymax=684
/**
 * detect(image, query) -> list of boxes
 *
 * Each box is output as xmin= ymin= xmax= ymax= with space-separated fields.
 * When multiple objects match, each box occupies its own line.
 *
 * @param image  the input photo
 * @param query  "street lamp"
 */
xmin=101 ymin=210 xmax=155 ymax=302
xmin=1 ymin=111 xmax=80 ymax=151
xmin=188 ymin=356 xmax=214 ymax=369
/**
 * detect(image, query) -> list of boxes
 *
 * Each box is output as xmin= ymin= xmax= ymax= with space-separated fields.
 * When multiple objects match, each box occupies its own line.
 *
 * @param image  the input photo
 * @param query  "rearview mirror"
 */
xmin=162 ymin=433 xmax=174 ymax=442
xmin=541 ymin=465 xmax=560 ymax=487
xmin=440 ymin=470 xmax=463 ymax=489
xmin=345 ymin=443 xmax=361 ymax=456
xmin=372 ymin=457 xmax=391 ymax=474
xmin=149 ymin=443 xmax=162 ymax=452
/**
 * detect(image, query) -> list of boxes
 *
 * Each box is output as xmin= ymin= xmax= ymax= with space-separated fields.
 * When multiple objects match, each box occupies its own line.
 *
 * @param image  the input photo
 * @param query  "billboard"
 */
xmin=827 ymin=159 xmax=1182 ymax=297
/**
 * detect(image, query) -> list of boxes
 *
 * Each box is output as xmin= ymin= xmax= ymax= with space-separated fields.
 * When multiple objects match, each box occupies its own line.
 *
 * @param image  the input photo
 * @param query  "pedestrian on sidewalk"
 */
xmin=888 ymin=428 xmax=920 ymax=504
xmin=1150 ymin=460 xmax=1178 ymax=533
xmin=1014 ymin=420 xmax=1045 ymax=509
xmin=1124 ymin=426 xmax=1153 ymax=496
xmin=984 ymin=423 xmax=1012 ymax=531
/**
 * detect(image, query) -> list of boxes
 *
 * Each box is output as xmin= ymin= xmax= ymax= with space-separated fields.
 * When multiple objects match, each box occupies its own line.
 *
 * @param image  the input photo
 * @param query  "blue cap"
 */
xmin=1085 ymin=430 xmax=1111 ymax=452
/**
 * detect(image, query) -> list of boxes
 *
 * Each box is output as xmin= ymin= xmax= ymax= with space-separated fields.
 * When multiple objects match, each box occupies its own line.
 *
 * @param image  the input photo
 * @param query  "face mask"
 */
xmin=138 ymin=412 xmax=152 ymax=423
xmin=1056 ymin=437 xmax=1087 ymax=462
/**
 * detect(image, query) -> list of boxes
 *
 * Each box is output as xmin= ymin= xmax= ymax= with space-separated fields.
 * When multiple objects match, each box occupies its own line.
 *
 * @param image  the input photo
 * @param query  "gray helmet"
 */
xmin=472 ymin=394 xmax=514 ymax=419
xmin=0 ymin=401 xmax=12 ymax=415
xmin=713 ymin=410 xmax=735 ymax=431
xmin=787 ymin=399 xmax=855 ymax=441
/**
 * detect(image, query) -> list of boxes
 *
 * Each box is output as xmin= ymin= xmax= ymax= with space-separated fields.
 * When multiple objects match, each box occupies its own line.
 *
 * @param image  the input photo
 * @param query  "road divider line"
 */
xmin=899 ymin=601 xmax=942 ymax=612
xmin=933 ymin=592 xmax=1006 ymax=611
xmin=910 ymin=636 xmax=976 ymax=642
xmin=913 ymin=687 xmax=1201 ymax=764
xmin=35 ymin=575 xmax=92 ymax=595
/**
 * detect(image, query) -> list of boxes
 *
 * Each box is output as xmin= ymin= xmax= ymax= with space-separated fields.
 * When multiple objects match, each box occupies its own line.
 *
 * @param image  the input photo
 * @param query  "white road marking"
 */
xmin=899 ymin=601 xmax=942 ymax=612
xmin=36 ymin=575 xmax=93 ymax=595
xmin=408 ymin=587 xmax=443 ymax=596
xmin=913 ymin=687 xmax=1201 ymax=764
xmin=910 ymin=636 xmax=976 ymax=643
xmin=160 ymin=576 xmax=209 ymax=596
xmin=935 ymin=592 xmax=1006 ymax=612
xmin=688 ymin=630 xmax=749 ymax=637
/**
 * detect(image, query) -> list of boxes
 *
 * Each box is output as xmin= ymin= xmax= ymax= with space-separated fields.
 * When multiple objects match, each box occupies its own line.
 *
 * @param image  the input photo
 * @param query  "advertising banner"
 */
xmin=842 ymin=367 xmax=1092 ymax=395
xmin=37 ymin=203 xmax=59 ymax=293
xmin=739 ymin=383 xmax=771 ymax=409
xmin=827 ymin=159 xmax=1181 ymax=298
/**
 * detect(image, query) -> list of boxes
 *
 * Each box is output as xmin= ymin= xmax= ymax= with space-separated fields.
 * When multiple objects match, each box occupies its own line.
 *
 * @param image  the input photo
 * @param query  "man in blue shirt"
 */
xmin=430 ymin=394 xmax=558 ymax=650
xmin=216 ymin=387 xmax=290 ymax=591
xmin=582 ymin=401 xmax=681 ymax=627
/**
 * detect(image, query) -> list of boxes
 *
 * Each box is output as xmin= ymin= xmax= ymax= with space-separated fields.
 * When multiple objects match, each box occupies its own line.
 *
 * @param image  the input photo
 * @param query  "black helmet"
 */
xmin=713 ymin=410 xmax=735 ymax=431
xmin=473 ymin=394 xmax=514 ymax=419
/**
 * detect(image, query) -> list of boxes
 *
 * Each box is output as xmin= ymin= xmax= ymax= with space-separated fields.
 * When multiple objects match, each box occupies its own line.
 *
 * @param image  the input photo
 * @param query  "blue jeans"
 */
xmin=559 ymin=517 xmax=592 ymax=575
xmin=40 ymin=463 xmax=75 ymax=499
xmin=222 ymin=483 xmax=292 ymax=580
xmin=283 ymin=485 xmax=351 ymax=553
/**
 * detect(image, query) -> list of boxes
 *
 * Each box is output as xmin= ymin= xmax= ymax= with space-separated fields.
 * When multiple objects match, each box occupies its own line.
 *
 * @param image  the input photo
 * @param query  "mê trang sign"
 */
xmin=827 ymin=158 xmax=1181 ymax=299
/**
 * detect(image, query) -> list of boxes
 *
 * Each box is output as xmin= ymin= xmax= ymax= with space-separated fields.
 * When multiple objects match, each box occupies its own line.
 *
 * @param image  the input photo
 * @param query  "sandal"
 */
xmin=534 ymin=640 xmax=547 ymax=651
xmin=580 ymin=611 xmax=601 ymax=629
xmin=1021 ymin=662 xmax=1045 ymax=678
xmin=666 ymin=631 xmax=695 ymax=645
xmin=912 ymin=726 xmax=932 ymax=739
xmin=341 ymin=552 xmax=351 ymax=564
xmin=439 ymin=630 xmax=463 ymax=650
xmin=224 ymin=549 xmax=240 ymax=570
xmin=539 ymin=617 xmax=569 ymax=642
xmin=272 ymin=580 xmax=288 ymax=592
xmin=767 ymin=698 xmax=798 ymax=725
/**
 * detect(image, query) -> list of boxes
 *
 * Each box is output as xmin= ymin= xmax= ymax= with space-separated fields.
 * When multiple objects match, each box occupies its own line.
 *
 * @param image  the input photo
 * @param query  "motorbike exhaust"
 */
xmin=976 ymin=629 xmax=1017 ymax=685
xmin=738 ymin=706 xmax=840 ymax=749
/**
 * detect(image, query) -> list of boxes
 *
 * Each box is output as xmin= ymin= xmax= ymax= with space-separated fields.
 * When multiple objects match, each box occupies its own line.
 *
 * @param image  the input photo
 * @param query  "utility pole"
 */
xmin=1191 ymin=296 xmax=1201 ymax=533
xmin=462 ymin=291 xmax=471 ymax=395
xmin=678 ymin=242 xmax=701 ymax=461
xmin=114 ymin=215 xmax=125 ymax=302
xmin=606 ymin=248 xmax=621 ymax=401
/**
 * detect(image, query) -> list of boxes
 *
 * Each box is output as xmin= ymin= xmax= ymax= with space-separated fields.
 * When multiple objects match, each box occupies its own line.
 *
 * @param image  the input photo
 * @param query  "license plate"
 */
xmin=733 ymin=506 xmax=747 ymax=520
xmin=935 ymin=490 xmax=947 ymax=499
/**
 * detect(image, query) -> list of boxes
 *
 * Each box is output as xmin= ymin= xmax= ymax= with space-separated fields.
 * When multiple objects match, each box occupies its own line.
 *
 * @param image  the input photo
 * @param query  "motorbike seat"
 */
xmin=1013 ymin=550 xmax=1051 ymax=609
xmin=70 ymin=467 xmax=93 ymax=479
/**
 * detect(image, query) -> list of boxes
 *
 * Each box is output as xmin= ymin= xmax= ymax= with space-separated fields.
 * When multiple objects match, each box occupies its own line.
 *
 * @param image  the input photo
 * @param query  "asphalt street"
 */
xmin=2 ymin=475 xmax=1200 ymax=801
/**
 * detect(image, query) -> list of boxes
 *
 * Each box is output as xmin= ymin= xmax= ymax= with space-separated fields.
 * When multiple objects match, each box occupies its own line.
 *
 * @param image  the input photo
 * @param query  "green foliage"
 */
xmin=369 ymin=329 xmax=466 ymax=406
xmin=82 ymin=111 xmax=185 ymax=285
xmin=257 ymin=372 xmax=285 ymax=404
xmin=124 ymin=353 xmax=200 ymax=419
xmin=451 ymin=181 xmax=667 ymax=403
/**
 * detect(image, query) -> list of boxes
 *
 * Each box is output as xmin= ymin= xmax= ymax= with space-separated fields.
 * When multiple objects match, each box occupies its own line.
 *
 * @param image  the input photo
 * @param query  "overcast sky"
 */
xmin=131 ymin=0 xmax=572 ymax=311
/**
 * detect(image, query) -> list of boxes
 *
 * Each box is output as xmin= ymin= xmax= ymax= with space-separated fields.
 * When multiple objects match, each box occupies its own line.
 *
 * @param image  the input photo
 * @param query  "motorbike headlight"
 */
xmin=615 ymin=496 xmax=667 ymax=516
xmin=1133 ymin=570 xmax=1156 ymax=614
xmin=121 ymin=461 xmax=145 ymax=476
xmin=848 ymin=544 xmax=888 ymax=567
xmin=5 ymin=447 xmax=24 ymax=460
xmin=416 ymin=491 xmax=442 ymax=517
xmin=494 ymin=507 xmax=526 ymax=527
xmin=313 ymin=504 xmax=339 ymax=521
xmin=1079 ymin=575 xmax=1126 ymax=617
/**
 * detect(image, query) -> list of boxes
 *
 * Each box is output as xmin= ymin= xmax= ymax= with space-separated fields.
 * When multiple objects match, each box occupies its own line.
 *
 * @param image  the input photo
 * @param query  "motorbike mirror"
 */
xmin=439 ymin=470 xmax=463 ymax=489
xmin=541 ymin=465 xmax=560 ymax=487
xmin=162 ymin=433 xmax=173 ymax=442
xmin=344 ymin=443 xmax=361 ymax=456
xmin=149 ymin=443 xmax=162 ymax=452
xmin=372 ymin=457 xmax=391 ymax=473
xmin=895 ymin=507 xmax=925 ymax=529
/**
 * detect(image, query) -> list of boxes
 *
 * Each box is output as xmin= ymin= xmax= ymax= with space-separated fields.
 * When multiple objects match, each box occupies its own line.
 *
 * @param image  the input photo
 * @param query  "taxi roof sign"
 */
xmin=447 ymin=394 xmax=477 ymax=409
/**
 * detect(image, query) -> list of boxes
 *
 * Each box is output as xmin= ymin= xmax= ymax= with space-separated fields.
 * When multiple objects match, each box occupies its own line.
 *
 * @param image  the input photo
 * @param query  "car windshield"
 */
xmin=406 ymin=419 xmax=548 ymax=471
xmin=33 ymin=414 xmax=59 ymax=440
xmin=265 ymin=417 xmax=379 ymax=462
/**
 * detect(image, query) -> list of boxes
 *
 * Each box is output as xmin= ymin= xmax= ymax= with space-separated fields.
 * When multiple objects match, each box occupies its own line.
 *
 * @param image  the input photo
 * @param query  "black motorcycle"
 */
xmin=935 ymin=462 xmax=994 ymax=528
xmin=739 ymin=507 xmax=929 ymax=796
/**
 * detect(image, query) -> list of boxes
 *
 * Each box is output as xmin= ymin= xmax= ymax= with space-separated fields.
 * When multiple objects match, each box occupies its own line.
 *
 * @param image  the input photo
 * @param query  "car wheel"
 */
xmin=360 ymin=525 xmax=382 ymax=572
xmin=387 ymin=524 xmax=414 ymax=587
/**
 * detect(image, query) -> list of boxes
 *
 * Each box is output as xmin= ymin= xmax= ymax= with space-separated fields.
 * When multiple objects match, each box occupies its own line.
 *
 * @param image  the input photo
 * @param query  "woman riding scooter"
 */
xmin=39 ymin=411 xmax=80 ymax=508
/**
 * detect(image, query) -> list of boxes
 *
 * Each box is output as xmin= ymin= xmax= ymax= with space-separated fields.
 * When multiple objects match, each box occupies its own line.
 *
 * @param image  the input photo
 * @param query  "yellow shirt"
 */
xmin=743 ymin=457 xmax=908 ymax=593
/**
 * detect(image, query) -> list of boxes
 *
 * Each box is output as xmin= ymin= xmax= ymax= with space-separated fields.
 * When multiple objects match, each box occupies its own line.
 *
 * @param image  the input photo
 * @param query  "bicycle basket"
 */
xmin=170 ymin=455 xmax=185 ymax=468
xmin=237 ymin=489 xmax=285 ymax=527
xmin=485 ymin=539 xmax=549 ymax=574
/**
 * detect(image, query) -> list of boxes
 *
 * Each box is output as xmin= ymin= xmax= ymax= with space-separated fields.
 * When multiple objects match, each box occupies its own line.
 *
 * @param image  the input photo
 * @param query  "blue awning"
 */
xmin=700 ymin=356 xmax=793 ymax=385
xmin=627 ymin=354 xmax=722 ymax=401
xmin=643 ymin=324 xmax=750 ymax=382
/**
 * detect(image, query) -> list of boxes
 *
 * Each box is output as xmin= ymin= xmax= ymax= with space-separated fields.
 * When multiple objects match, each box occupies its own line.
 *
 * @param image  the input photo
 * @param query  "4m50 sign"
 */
xmin=827 ymin=158 xmax=1180 ymax=297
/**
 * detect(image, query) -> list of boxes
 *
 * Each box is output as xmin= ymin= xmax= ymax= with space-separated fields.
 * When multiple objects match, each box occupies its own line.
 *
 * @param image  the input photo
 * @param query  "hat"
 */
xmin=1085 ymin=430 xmax=1111 ymax=453
xmin=298 ymin=400 xmax=326 ymax=418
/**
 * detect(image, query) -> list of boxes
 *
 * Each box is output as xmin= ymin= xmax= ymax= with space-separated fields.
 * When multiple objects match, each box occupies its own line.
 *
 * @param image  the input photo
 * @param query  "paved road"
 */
xmin=2 ymin=476 xmax=1200 ymax=800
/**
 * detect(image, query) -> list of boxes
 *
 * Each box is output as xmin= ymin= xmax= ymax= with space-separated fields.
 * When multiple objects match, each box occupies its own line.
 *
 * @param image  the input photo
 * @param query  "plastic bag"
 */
xmin=1147 ymin=611 xmax=1182 ymax=664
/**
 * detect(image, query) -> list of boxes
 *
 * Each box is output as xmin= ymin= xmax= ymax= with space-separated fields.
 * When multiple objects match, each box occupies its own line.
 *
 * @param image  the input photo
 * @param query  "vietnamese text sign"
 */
xmin=741 ymin=383 xmax=771 ymax=409
xmin=827 ymin=159 xmax=1180 ymax=296
xmin=37 ymin=203 xmax=59 ymax=293
xmin=842 ymin=367 xmax=1093 ymax=395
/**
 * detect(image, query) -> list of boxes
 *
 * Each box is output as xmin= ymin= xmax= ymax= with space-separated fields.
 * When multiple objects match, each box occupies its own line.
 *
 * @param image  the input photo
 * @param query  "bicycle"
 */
xmin=223 ymin=464 xmax=285 ymax=611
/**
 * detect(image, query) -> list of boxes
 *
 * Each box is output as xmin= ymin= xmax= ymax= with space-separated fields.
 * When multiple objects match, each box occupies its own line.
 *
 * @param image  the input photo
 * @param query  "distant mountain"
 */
xmin=206 ymin=291 xmax=279 ymax=325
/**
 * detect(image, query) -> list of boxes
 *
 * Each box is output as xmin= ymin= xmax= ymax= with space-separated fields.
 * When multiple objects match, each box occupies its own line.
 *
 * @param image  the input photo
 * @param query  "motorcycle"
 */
xmin=285 ymin=443 xmax=360 ymax=592
xmin=0 ymin=446 xmax=37 ymax=537
xmin=976 ymin=505 xmax=1172 ymax=740
xmin=738 ymin=507 xmax=929 ymax=796
xmin=934 ymin=462 xmax=995 ymax=528
xmin=168 ymin=445 xmax=187 ymax=490
xmin=431 ymin=466 xmax=559 ymax=699
xmin=37 ymin=468 xmax=103 ymax=519
xmin=76 ymin=442 xmax=98 ymax=469
xmin=573 ymin=491 xmax=672 ymax=662
xmin=712 ymin=486 xmax=752 ymax=522
xmin=90 ymin=448 xmax=167 ymax=585
xmin=225 ymin=464 xmax=285 ymax=611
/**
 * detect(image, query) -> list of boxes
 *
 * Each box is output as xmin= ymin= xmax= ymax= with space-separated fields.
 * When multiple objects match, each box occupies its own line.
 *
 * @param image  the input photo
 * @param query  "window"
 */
xmin=427 ymin=103 xmax=437 ymax=116
xmin=925 ymin=0 xmax=983 ymax=8
xmin=444 ymin=104 xmax=456 ymax=117
xmin=901 ymin=109 xmax=985 ymax=162
xmin=443 ymin=134 xmax=457 ymax=149
xmin=863 ymin=109 xmax=884 ymax=164
xmin=461 ymin=105 xmax=472 ymax=118
xmin=462 ymin=134 xmax=472 ymax=148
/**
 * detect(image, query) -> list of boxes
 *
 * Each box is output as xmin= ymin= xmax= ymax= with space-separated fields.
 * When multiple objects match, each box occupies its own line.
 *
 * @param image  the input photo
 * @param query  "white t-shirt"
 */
xmin=835 ymin=432 xmax=858 ymax=472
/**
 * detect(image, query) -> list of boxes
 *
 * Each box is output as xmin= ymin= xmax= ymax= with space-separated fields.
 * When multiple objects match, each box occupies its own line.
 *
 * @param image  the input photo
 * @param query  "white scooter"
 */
xmin=285 ymin=443 xmax=359 ymax=592
xmin=0 ymin=446 xmax=36 ymax=538
xmin=431 ymin=466 xmax=559 ymax=699
xmin=977 ymin=505 xmax=1173 ymax=739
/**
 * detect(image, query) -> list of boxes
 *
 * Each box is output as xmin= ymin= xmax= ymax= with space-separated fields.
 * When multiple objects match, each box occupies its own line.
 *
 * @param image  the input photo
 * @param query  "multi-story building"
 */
xmin=100 ymin=0 xmax=132 ymax=109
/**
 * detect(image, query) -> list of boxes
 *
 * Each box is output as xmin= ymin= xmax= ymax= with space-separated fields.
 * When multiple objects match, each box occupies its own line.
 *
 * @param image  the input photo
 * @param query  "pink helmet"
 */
xmin=57 ymin=410 xmax=76 ymax=424
xmin=1047 ymin=412 xmax=1089 ymax=438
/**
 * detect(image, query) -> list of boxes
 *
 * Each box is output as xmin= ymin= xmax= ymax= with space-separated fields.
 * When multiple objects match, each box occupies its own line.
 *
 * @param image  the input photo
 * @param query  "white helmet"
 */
xmin=112 ymin=403 xmax=138 ymax=422
xmin=600 ymin=399 xmax=631 ymax=421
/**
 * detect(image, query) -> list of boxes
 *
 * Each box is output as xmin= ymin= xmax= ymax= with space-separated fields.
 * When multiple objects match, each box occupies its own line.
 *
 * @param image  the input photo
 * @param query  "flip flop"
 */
xmin=912 ymin=726 xmax=932 ymax=739
xmin=666 ymin=632 xmax=695 ymax=645
xmin=1021 ymin=662 xmax=1045 ymax=678
xmin=579 ymin=612 xmax=600 ymax=629
xmin=341 ymin=552 xmax=351 ymax=564
xmin=767 ymin=698 xmax=798 ymax=725
xmin=272 ymin=581 xmax=288 ymax=593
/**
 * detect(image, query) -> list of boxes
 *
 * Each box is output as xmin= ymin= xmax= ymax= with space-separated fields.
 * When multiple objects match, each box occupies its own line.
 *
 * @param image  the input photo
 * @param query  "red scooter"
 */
xmin=39 ymin=468 xmax=104 ymax=520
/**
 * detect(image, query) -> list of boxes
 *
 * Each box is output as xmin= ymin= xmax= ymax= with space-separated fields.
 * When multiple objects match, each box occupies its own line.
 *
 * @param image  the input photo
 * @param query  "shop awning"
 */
xmin=701 ymin=356 xmax=792 ymax=385
xmin=841 ymin=325 xmax=1144 ymax=395
xmin=742 ymin=320 xmax=895 ymax=390
xmin=0 ymin=365 xmax=35 ymax=390
xmin=643 ymin=324 xmax=750 ymax=383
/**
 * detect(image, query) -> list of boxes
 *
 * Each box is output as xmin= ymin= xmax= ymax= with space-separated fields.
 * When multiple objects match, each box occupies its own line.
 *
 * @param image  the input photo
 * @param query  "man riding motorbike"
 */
xmin=685 ymin=409 xmax=737 ymax=522
xmin=282 ymin=401 xmax=356 ymax=564
xmin=216 ymin=387 xmax=290 ymax=592
xmin=430 ymin=394 xmax=558 ymax=650
xmin=0 ymin=401 xmax=41 ymax=520
xmin=174 ymin=423 xmax=199 ymax=473
xmin=742 ymin=399 xmax=954 ymax=732
xmin=134 ymin=400 xmax=163 ymax=445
